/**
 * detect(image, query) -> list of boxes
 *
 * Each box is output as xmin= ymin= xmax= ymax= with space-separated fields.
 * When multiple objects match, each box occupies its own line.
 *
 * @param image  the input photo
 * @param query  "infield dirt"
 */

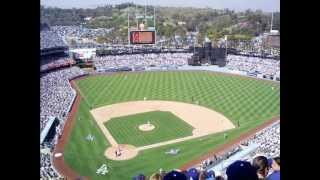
xmin=90 ymin=100 xmax=235 ymax=160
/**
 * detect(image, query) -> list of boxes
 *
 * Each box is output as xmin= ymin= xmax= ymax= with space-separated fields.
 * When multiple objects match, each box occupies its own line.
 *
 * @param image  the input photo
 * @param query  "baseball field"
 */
xmin=61 ymin=71 xmax=280 ymax=179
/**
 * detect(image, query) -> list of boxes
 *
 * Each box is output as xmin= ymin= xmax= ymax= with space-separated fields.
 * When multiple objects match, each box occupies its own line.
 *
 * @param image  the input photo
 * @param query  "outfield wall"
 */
xmin=93 ymin=65 xmax=279 ymax=83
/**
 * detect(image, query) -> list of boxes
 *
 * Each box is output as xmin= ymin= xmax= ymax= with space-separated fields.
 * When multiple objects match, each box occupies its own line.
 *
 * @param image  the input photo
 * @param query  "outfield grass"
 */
xmin=104 ymin=111 xmax=194 ymax=147
xmin=64 ymin=71 xmax=280 ymax=179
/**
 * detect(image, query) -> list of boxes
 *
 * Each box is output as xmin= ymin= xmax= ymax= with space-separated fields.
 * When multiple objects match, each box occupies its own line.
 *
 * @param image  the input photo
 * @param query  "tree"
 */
xmin=175 ymin=26 xmax=187 ymax=37
xmin=207 ymin=29 xmax=222 ymax=46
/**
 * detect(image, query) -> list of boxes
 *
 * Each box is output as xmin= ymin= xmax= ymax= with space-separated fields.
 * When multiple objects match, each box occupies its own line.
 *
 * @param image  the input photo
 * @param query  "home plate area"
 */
xmin=104 ymin=144 xmax=138 ymax=161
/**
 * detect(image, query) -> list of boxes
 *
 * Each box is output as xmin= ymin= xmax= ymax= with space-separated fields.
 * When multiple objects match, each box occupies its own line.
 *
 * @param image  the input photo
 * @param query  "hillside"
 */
xmin=41 ymin=3 xmax=279 ymax=43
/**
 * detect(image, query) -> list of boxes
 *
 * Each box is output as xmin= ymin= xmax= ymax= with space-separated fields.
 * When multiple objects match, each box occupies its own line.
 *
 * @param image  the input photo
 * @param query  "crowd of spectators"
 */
xmin=142 ymin=121 xmax=280 ymax=180
xmin=245 ymin=122 xmax=280 ymax=158
xmin=94 ymin=53 xmax=192 ymax=70
xmin=40 ymin=66 xmax=87 ymax=131
xmin=40 ymin=143 xmax=63 ymax=179
xmin=197 ymin=146 xmax=242 ymax=171
xmin=96 ymin=45 xmax=190 ymax=56
xmin=133 ymin=155 xmax=280 ymax=180
xmin=227 ymin=34 xmax=280 ymax=59
xmin=226 ymin=54 xmax=280 ymax=78
xmin=40 ymin=67 xmax=87 ymax=179
xmin=51 ymin=25 xmax=112 ymax=40
xmin=41 ymin=30 xmax=68 ymax=50
xmin=40 ymin=56 xmax=76 ymax=72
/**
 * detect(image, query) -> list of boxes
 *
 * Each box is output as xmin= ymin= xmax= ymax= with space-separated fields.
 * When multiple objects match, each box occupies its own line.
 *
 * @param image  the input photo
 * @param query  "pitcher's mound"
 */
xmin=138 ymin=123 xmax=155 ymax=131
xmin=104 ymin=144 xmax=138 ymax=160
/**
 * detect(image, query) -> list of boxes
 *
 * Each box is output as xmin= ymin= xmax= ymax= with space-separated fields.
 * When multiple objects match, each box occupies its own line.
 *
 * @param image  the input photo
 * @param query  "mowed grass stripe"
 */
xmin=64 ymin=71 xmax=280 ymax=179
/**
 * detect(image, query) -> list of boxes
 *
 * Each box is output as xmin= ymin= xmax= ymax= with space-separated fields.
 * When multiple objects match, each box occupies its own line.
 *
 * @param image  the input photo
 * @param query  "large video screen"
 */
xmin=130 ymin=31 xmax=156 ymax=44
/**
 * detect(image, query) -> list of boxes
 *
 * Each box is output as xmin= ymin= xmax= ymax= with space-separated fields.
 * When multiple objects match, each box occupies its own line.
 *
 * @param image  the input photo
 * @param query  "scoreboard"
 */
xmin=130 ymin=31 xmax=156 ymax=44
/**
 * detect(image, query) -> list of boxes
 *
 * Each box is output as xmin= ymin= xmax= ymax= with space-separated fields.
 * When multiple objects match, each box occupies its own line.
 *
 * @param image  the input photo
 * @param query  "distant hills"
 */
xmin=41 ymin=3 xmax=279 ymax=43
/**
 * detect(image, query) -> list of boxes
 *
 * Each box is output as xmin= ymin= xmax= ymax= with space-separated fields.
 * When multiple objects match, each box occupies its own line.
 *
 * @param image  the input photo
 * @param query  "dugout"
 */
xmin=40 ymin=117 xmax=60 ymax=144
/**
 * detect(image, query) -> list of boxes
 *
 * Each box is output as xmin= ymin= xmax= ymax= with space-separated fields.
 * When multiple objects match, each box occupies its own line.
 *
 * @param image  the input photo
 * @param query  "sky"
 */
xmin=40 ymin=0 xmax=280 ymax=12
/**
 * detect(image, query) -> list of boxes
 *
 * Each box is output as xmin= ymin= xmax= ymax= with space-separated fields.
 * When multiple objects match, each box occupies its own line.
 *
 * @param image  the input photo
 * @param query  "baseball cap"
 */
xmin=187 ymin=168 xmax=199 ymax=180
xmin=164 ymin=170 xmax=187 ymax=180
xmin=226 ymin=160 xmax=258 ymax=180
xmin=206 ymin=170 xmax=215 ymax=180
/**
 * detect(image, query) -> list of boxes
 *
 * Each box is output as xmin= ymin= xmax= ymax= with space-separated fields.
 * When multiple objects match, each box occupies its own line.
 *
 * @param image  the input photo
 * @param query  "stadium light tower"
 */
xmin=270 ymin=12 xmax=274 ymax=32
xmin=225 ymin=35 xmax=228 ymax=58
xmin=153 ymin=6 xmax=156 ymax=30
xmin=193 ymin=26 xmax=198 ymax=54
xmin=128 ymin=10 xmax=130 ymax=46
xmin=144 ymin=0 xmax=147 ymax=25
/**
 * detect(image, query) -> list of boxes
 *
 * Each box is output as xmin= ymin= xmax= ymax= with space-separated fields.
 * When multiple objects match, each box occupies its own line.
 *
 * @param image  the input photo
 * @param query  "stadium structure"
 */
xmin=40 ymin=9 xmax=280 ymax=180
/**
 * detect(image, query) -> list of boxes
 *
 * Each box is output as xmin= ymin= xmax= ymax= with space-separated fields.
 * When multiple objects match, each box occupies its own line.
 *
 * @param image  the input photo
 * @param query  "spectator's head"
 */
xmin=187 ymin=168 xmax=199 ymax=180
xmin=163 ymin=170 xmax=187 ymax=180
xmin=180 ymin=170 xmax=188 ymax=178
xmin=149 ymin=172 xmax=161 ymax=180
xmin=199 ymin=170 xmax=207 ymax=180
xmin=269 ymin=157 xmax=280 ymax=171
xmin=206 ymin=170 xmax=215 ymax=180
xmin=252 ymin=156 xmax=269 ymax=179
xmin=226 ymin=160 xmax=258 ymax=180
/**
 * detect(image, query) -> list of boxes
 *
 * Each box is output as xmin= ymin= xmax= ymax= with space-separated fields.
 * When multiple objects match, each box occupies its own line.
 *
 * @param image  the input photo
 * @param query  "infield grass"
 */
xmin=64 ymin=71 xmax=280 ymax=179
xmin=104 ymin=111 xmax=194 ymax=147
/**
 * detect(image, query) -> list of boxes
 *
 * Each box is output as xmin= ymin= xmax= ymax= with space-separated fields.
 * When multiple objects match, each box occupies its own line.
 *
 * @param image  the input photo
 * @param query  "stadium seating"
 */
xmin=226 ymin=55 xmax=280 ymax=77
xmin=131 ymin=121 xmax=280 ymax=180
xmin=40 ymin=67 xmax=87 ymax=179
xmin=94 ymin=53 xmax=192 ymax=71
xmin=40 ymin=29 xmax=280 ymax=179
xmin=41 ymin=30 xmax=68 ymax=50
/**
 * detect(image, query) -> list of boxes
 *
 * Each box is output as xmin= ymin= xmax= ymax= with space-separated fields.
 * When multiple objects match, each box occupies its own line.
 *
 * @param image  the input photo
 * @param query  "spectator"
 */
xmin=206 ymin=170 xmax=215 ymax=180
xmin=187 ymin=168 xmax=199 ymax=179
xmin=226 ymin=160 xmax=258 ymax=180
xmin=149 ymin=173 xmax=162 ymax=180
xmin=252 ymin=156 xmax=269 ymax=179
xmin=164 ymin=170 xmax=187 ymax=180
xmin=267 ymin=157 xmax=280 ymax=180
xmin=198 ymin=170 xmax=208 ymax=180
